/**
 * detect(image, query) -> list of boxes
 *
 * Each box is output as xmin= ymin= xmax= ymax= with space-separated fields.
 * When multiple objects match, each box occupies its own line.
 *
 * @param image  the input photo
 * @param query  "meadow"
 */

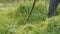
xmin=0 ymin=0 xmax=60 ymax=34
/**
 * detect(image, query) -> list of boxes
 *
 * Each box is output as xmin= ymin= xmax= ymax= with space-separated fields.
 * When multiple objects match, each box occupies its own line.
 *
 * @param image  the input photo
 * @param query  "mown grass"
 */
xmin=0 ymin=0 xmax=60 ymax=34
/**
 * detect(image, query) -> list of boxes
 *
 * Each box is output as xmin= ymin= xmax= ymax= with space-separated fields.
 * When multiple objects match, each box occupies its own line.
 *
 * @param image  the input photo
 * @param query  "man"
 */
xmin=48 ymin=0 xmax=60 ymax=18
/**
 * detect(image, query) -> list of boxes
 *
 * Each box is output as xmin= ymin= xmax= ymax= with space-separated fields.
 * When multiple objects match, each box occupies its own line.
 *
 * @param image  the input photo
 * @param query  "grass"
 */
xmin=0 ymin=0 xmax=60 ymax=34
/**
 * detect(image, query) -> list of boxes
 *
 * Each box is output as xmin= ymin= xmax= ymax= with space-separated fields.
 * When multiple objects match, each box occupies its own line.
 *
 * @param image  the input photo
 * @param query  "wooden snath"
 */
xmin=24 ymin=0 xmax=37 ymax=24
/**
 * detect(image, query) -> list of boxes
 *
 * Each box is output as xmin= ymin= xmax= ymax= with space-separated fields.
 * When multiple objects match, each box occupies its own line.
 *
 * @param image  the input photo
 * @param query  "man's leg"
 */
xmin=48 ymin=0 xmax=59 ymax=18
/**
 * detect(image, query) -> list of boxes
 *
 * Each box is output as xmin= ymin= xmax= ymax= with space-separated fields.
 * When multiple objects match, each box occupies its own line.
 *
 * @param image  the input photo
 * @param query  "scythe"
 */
xmin=24 ymin=0 xmax=37 ymax=24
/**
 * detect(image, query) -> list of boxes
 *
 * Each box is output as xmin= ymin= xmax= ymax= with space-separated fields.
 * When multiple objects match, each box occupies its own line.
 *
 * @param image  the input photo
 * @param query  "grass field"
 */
xmin=0 ymin=1 xmax=60 ymax=34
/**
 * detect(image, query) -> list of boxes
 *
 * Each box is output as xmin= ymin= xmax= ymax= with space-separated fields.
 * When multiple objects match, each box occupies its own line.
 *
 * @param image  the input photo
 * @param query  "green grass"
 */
xmin=16 ymin=16 xmax=60 ymax=34
xmin=0 ymin=1 xmax=60 ymax=34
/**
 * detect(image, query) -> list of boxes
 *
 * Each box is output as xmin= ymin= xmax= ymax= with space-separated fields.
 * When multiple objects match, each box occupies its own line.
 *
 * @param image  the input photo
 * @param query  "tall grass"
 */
xmin=0 ymin=1 xmax=60 ymax=34
xmin=12 ymin=1 xmax=48 ymax=24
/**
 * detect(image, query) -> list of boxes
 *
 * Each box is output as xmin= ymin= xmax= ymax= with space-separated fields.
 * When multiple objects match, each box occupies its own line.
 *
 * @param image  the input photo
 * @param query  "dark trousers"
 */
xmin=48 ymin=0 xmax=60 ymax=18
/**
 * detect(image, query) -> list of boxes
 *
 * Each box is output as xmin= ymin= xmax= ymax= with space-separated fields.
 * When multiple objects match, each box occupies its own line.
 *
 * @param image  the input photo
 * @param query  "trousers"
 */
xmin=48 ymin=0 xmax=60 ymax=18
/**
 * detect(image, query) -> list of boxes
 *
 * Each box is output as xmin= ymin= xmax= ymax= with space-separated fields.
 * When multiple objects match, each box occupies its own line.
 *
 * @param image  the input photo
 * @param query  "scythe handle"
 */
xmin=24 ymin=0 xmax=37 ymax=24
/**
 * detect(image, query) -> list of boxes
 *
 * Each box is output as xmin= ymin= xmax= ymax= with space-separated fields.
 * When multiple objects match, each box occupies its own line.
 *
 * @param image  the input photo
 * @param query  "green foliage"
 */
xmin=56 ymin=5 xmax=60 ymax=16
xmin=0 ymin=0 xmax=60 ymax=34
xmin=13 ymin=1 xmax=47 ymax=24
